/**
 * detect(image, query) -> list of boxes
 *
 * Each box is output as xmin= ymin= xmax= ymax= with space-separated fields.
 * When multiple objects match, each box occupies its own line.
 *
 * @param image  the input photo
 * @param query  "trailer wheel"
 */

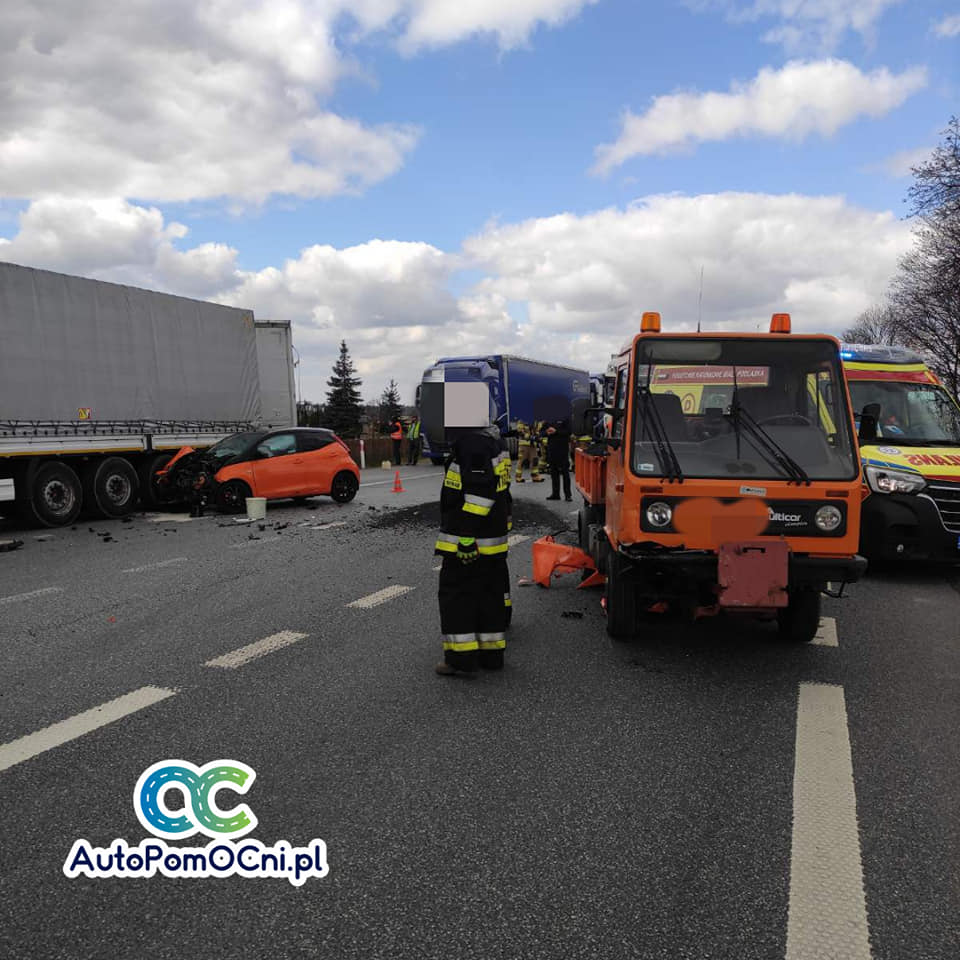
xmin=27 ymin=461 xmax=83 ymax=527
xmin=777 ymin=589 xmax=821 ymax=643
xmin=217 ymin=480 xmax=251 ymax=514
xmin=82 ymin=457 xmax=140 ymax=518
xmin=137 ymin=452 xmax=173 ymax=509
xmin=605 ymin=551 xmax=639 ymax=640
xmin=330 ymin=471 xmax=359 ymax=504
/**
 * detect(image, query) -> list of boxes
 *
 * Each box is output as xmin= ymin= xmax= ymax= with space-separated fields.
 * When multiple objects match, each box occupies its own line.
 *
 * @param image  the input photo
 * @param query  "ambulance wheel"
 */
xmin=605 ymin=552 xmax=638 ymax=639
xmin=777 ymin=589 xmax=821 ymax=643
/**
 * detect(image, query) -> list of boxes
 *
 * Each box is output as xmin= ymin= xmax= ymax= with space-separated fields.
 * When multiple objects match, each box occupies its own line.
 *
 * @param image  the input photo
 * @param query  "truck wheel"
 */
xmin=138 ymin=452 xmax=173 ymax=509
xmin=605 ymin=552 xmax=639 ymax=639
xmin=27 ymin=461 xmax=83 ymax=527
xmin=777 ymin=589 xmax=821 ymax=643
xmin=83 ymin=457 xmax=140 ymax=518
xmin=216 ymin=480 xmax=251 ymax=514
xmin=330 ymin=471 xmax=359 ymax=504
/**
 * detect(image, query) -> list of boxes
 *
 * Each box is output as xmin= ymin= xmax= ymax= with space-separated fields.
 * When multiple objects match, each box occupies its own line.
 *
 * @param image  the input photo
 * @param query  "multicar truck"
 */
xmin=417 ymin=355 xmax=591 ymax=463
xmin=840 ymin=343 xmax=960 ymax=560
xmin=575 ymin=312 xmax=866 ymax=643
xmin=0 ymin=262 xmax=295 ymax=527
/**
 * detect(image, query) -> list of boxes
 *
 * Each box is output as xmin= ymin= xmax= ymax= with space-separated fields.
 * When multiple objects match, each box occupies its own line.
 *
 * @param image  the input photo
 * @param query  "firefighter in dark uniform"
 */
xmin=435 ymin=425 xmax=512 ymax=675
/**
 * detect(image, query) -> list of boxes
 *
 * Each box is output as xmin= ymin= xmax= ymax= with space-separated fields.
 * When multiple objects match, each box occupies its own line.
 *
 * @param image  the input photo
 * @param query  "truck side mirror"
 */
xmin=858 ymin=403 xmax=880 ymax=442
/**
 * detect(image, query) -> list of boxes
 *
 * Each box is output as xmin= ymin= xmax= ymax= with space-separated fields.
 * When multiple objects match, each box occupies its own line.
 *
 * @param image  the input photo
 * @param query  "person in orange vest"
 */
xmin=390 ymin=417 xmax=404 ymax=465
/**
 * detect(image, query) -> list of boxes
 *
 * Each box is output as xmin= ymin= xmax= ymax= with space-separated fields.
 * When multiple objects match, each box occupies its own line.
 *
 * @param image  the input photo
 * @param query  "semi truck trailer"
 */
xmin=0 ymin=262 xmax=295 ymax=527
xmin=417 ymin=355 xmax=591 ymax=464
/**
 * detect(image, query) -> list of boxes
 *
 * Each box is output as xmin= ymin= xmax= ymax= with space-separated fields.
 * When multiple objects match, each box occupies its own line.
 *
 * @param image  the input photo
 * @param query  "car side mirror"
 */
xmin=858 ymin=403 xmax=880 ymax=442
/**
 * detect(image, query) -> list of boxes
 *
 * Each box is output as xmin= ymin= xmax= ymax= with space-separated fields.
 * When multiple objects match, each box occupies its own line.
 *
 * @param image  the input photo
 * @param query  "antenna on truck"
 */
xmin=697 ymin=265 xmax=704 ymax=333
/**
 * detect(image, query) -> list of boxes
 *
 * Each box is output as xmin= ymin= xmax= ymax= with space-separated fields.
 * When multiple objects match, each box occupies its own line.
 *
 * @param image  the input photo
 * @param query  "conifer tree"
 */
xmin=380 ymin=379 xmax=403 ymax=427
xmin=323 ymin=340 xmax=363 ymax=438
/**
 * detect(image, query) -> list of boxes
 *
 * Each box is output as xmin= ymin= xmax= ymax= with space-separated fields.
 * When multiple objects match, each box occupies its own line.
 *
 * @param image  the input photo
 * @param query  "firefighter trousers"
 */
xmin=438 ymin=555 xmax=509 ymax=671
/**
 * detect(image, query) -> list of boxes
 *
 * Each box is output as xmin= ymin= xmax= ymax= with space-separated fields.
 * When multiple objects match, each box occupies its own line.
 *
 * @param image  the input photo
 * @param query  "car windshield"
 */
xmin=631 ymin=338 xmax=859 ymax=481
xmin=847 ymin=380 xmax=960 ymax=445
xmin=203 ymin=432 xmax=266 ymax=462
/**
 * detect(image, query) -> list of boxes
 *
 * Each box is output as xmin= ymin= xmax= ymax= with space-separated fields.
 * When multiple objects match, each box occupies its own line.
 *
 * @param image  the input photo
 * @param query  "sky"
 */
xmin=1 ymin=0 xmax=958 ymax=407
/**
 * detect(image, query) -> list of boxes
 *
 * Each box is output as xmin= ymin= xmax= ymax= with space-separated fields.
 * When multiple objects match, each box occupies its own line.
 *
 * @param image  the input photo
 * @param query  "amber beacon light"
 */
xmin=641 ymin=311 xmax=661 ymax=333
xmin=770 ymin=312 xmax=791 ymax=333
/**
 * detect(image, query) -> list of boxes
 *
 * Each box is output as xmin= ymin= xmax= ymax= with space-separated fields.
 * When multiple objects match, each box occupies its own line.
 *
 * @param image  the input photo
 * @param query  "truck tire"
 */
xmin=777 ymin=589 xmax=821 ymax=643
xmin=138 ymin=452 xmax=173 ymax=509
xmin=605 ymin=551 xmax=639 ymax=640
xmin=217 ymin=479 xmax=251 ymax=514
xmin=330 ymin=471 xmax=359 ymax=503
xmin=27 ymin=461 xmax=83 ymax=527
xmin=83 ymin=457 xmax=140 ymax=518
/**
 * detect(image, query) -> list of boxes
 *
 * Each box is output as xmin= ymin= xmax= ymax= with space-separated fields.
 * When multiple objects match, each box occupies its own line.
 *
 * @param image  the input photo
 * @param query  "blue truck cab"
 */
xmin=417 ymin=355 xmax=591 ymax=464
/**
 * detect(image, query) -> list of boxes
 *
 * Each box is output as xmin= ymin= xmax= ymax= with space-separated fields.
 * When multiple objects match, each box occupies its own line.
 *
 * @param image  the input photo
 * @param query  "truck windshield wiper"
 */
xmin=728 ymin=371 xmax=809 ymax=485
xmin=637 ymin=387 xmax=684 ymax=481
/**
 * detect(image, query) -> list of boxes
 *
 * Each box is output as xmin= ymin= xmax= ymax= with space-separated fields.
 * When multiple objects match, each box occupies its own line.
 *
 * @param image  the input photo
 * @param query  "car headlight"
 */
xmin=864 ymin=465 xmax=926 ymax=495
xmin=815 ymin=504 xmax=843 ymax=532
xmin=645 ymin=501 xmax=673 ymax=527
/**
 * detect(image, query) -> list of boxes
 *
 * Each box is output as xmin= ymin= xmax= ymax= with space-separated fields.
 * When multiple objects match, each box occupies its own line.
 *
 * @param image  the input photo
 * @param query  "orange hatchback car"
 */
xmin=159 ymin=428 xmax=361 ymax=512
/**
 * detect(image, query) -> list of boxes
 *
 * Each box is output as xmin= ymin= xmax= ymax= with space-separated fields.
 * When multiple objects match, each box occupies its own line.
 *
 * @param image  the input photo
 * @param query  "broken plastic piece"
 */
xmin=531 ymin=535 xmax=605 ymax=589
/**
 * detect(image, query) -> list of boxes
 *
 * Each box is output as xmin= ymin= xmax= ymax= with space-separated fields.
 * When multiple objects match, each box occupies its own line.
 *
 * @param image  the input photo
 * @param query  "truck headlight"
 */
xmin=864 ymin=465 xmax=926 ymax=495
xmin=645 ymin=501 xmax=673 ymax=527
xmin=815 ymin=504 xmax=843 ymax=532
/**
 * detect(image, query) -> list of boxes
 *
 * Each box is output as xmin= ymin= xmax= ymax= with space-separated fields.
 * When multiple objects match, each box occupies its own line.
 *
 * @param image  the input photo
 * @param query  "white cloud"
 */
xmin=691 ymin=1 xmax=904 ymax=51
xmin=0 ymin=192 xmax=914 ymax=403
xmin=878 ymin=145 xmax=933 ymax=178
xmin=0 ymin=0 xmax=592 ymax=206
xmin=934 ymin=13 xmax=960 ymax=37
xmin=593 ymin=59 xmax=927 ymax=171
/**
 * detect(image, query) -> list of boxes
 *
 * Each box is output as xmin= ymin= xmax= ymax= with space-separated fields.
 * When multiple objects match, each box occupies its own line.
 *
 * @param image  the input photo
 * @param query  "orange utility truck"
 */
xmin=574 ymin=312 xmax=867 ymax=643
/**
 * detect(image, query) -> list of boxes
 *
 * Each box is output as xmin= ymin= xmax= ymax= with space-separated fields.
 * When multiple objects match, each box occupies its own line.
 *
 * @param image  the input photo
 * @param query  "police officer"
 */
xmin=435 ymin=424 xmax=512 ymax=676
xmin=544 ymin=417 xmax=573 ymax=501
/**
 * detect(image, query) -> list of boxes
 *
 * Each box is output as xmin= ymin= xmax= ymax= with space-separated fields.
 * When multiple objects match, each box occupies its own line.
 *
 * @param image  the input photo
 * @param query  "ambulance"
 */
xmin=841 ymin=343 xmax=960 ymax=560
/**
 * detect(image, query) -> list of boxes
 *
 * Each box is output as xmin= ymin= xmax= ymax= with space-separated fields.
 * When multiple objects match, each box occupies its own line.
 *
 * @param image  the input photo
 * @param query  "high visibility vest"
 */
xmin=407 ymin=420 xmax=421 ymax=440
xmin=391 ymin=421 xmax=403 ymax=440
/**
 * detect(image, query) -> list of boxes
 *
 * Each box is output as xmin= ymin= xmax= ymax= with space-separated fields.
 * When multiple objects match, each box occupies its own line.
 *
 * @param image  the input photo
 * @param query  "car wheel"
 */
xmin=27 ymin=461 xmax=83 ymax=527
xmin=83 ymin=457 xmax=140 ymax=518
xmin=605 ymin=551 xmax=639 ymax=640
xmin=138 ymin=452 xmax=173 ymax=508
xmin=429 ymin=457 xmax=446 ymax=467
xmin=217 ymin=479 xmax=251 ymax=514
xmin=777 ymin=589 xmax=821 ymax=642
xmin=330 ymin=471 xmax=359 ymax=503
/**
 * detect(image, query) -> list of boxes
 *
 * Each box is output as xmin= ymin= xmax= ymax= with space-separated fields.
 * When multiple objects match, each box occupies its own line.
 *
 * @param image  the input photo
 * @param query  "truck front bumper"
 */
xmin=860 ymin=492 xmax=960 ymax=562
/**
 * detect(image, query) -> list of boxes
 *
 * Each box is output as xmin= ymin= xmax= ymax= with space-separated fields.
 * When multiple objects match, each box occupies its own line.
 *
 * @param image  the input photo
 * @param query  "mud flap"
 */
xmin=717 ymin=540 xmax=789 ymax=608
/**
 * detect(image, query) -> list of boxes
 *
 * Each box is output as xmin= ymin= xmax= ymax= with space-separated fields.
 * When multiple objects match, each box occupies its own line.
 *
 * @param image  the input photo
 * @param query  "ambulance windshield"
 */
xmin=631 ymin=339 xmax=859 ymax=481
xmin=847 ymin=381 xmax=960 ymax=445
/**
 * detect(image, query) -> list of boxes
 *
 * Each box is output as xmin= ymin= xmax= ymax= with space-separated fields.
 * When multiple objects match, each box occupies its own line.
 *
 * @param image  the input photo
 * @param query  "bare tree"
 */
xmin=841 ymin=303 xmax=903 ymax=345
xmin=890 ymin=117 xmax=960 ymax=396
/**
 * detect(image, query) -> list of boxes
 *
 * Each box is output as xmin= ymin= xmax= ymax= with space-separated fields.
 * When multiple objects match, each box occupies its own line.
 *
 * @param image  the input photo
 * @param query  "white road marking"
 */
xmin=432 ymin=562 xmax=442 ymax=571
xmin=508 ymin=534 xmax=530 ymax=546
xmin=359 ymin=471 xmax=443 ymax=488
xmin=147 ymin=514 xmax=195 ymax=523
xmin=122 ymin=557 xmax=188 ymax=574
xmin=304 ymin=521 xmax=346 ymax=531
xmin=347 ymin=585 xmax=414 ymax=609
xmin=811 ymin=617 xmax=839 ymax=647
xmin=0 ymin=586 xmax=63 ymax=607
xmin=786 ymin=682 xmax=872 ymax=960
xmin=0 ymin=686 xmax=177 ymax=773
xmin=230 ymin=536 xmax=282 ymax=548
xmin=204 ymin=631 xmax=310 ymax=669
xmin=569 ymin=509 xmax=579 ymax=516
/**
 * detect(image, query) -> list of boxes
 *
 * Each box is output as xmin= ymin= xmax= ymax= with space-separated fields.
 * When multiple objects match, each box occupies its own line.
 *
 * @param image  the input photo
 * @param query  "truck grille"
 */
xmin=925 ymin=481 xmax=960 ymax=533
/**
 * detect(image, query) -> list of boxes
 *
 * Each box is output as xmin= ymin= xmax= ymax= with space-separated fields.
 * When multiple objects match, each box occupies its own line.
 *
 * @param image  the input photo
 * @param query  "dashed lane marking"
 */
xmin=146 ymin=514 xmax=196 ymax=523
xmin=0 ymin=686 xmax=177 ymax=774
xmin=204 ymin=631 xmax=310 ymax=669
xmin=122 ymin=557 xmax=188 ymax=574
xmin=786 ymin=682 xmax=872 ymax=960
xmin=811 ymin=617 xmax=838 ymax=647
xmin=0 ymin=586 xmax=63 ymax=607
xmin=347 ymin=585 xmax=415 ymax=609
xmin=508 ymin=534 xmax=530 ymax=546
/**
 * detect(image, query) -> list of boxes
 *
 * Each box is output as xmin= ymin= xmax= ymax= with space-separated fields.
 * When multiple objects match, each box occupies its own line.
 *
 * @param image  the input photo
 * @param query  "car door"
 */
xmin=251 ymin=432 xmax=302 ymax=499
xmin=296 ymin=430 xmax=340 ymax=494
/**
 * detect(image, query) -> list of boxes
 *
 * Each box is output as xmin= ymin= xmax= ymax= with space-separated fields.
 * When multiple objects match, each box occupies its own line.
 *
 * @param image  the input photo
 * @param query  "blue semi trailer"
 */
xmin=417 ymin=355 xmax=592 ymax=464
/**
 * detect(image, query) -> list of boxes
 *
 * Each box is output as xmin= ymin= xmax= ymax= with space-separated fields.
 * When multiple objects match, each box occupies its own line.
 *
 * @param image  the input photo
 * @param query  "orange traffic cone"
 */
xmin=392 ymin=470 xmax=405 ymax=493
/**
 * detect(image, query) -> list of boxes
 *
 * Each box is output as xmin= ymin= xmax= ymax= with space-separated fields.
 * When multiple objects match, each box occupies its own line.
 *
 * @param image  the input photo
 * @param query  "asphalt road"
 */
xmin=0 ymin=465 xmax=957 ymax=960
